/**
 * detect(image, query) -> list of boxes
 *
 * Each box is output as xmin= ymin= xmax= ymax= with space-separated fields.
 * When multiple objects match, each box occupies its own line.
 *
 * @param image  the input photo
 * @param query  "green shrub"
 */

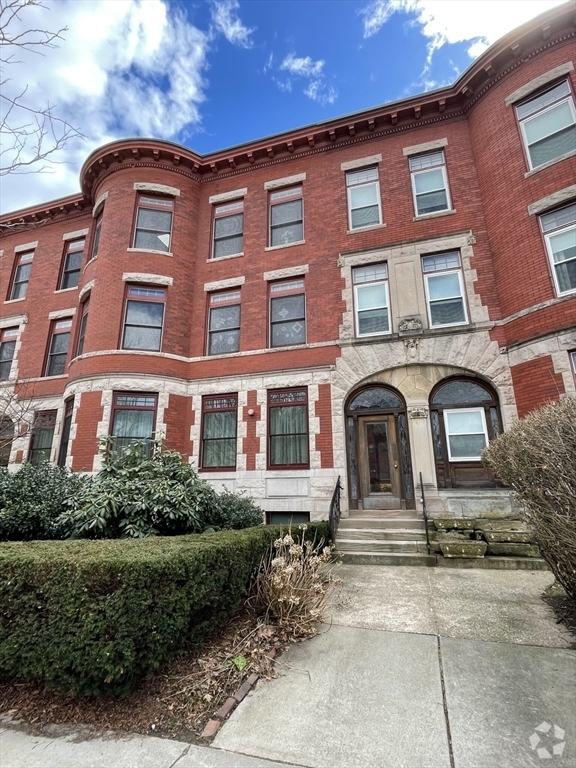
xmin=483 ymin=398 xmax=576 ymax=600
xmin=0 ymin=522 xmax=329 ymax=696
xmin=209 ymin=490 xmax=264 ymax=530
xmin=61 ymin=444 xmax=219 ymax=539
xmin=0 ymin=463 xmax=88 ymax=541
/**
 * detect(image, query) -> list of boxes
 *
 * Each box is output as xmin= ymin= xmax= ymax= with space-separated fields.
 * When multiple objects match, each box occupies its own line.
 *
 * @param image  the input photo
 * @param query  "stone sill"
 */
xmin=206 ymin=252 xmax=244 ymax=263
xmin=413 ymin=209 xmax=456 ymax=222
xmin=127 ymin=248 xmax=173 ymax=257
xmin=346 ymin=224 xmax=386 ymax=235
xmin=265 ymin=240 xmax=305 ymax=252
xmin=524 ymin=149 xmax=576 ymax=178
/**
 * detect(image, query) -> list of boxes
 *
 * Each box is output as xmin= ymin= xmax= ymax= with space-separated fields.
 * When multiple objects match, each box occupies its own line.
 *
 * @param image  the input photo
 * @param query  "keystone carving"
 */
xmin=408 ymin=407 xmax=428 ymax=419
xmin=467 ymin=234 xmax=476 ymax=245
xmin=404 ymin=338 xmax=419 ymax=360
xmin=398 ymin=317 xmax=422 ymax=332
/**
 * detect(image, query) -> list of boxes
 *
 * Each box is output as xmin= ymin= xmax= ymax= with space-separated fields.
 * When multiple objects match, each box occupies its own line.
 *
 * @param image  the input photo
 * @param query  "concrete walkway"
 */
xmin=1 ymin=567 xmax=575 ymax=768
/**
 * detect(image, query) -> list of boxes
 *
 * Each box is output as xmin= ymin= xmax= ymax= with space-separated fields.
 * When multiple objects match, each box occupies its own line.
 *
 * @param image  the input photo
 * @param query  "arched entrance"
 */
xmin=345 ymin=385 xmax=415 ymax=510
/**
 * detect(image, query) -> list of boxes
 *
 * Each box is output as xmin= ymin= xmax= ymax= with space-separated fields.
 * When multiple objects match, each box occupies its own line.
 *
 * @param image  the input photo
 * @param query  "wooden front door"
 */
xmin=358 ymin=415 xmax=402 ymax=505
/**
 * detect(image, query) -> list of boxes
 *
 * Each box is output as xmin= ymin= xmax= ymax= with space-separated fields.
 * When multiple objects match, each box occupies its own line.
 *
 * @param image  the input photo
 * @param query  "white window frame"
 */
xmin=346 ymin=167 xmax=382 ymax=230
xmin=269 ymin=186 xmax=304 ymax=248
xmin=212 ymin=200 xmax=244 ymax=259
xmin=422 ymin=253 xmax=468 ymax=329
xmin=539 ymin=203 xmax=576 ymax=296
xmin=352 ymin=264 xmax=391 ymax=337
xmin=516 ymin=80 xmax=576 ymax=171
xmin=409 ymin=151 xmax=451 ymax=217
xmin=443 ymin=407 xmax=488 ymax=462
xmin=571 ymin=350 xmax=576 ymax=379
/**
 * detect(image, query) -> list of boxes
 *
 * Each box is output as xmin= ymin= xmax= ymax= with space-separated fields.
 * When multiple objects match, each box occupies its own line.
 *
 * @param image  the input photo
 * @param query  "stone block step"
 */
xmin=339 ymin=517 xmax=425 ymax=531
xmin=437 ymin=556 xmax=549 ymax=571
xmin=349 ymin=509 xmax=419 ymax=519
xmin=337 ymin=539 xmax=428 ymax=554
xmin=336 ymin=528 xmax=427 ymax=541
xmin=342 ymin=552 xmax=438 ymax=567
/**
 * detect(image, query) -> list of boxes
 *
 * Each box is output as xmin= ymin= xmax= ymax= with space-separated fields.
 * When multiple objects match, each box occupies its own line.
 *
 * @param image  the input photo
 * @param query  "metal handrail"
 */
xmin=419 ymin=472 xmax=432 ymax=556
xmin=329 ymin=475 xmax=343 ymax=542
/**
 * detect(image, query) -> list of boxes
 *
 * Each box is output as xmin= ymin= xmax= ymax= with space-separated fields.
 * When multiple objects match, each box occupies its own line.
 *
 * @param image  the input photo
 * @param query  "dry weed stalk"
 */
xmin=251 ymin=525 xmax=342 ymax=636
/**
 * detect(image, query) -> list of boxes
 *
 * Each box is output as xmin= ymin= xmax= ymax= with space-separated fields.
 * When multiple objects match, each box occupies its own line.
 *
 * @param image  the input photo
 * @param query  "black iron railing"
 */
xmin=329 ymin=475 xmax=343 ymax=542
xmin=419 ymin=472 xmax=432 ymax=556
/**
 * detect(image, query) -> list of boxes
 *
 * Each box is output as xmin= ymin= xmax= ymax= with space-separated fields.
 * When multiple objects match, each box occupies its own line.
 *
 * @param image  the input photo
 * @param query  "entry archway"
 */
xmin=345 ymin=385 xmax=414 ymax=510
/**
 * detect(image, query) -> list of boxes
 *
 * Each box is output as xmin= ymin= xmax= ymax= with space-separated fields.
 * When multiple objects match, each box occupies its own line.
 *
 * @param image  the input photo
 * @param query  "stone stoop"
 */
xmin=337 ymin=511 xmax=436 ymax=567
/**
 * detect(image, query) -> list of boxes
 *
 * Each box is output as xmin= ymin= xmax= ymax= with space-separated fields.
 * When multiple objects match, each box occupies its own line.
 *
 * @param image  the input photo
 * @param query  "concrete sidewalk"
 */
xmin=2 ymin=567 xmax=575 ymax=768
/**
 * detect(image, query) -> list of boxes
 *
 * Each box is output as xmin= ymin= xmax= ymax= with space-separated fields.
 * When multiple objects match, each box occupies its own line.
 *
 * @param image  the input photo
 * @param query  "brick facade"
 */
xmin=1 ymin=5 xmax=574 ymax=520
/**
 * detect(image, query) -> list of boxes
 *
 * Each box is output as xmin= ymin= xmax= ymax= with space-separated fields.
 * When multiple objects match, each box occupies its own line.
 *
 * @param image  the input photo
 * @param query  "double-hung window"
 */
xmin=353 ymin=264 xmax=390 ymax=337
xmin=422 ymin=252 xmax=467 ymax=328
xmin=133 ymin=195 xmax=173 ymax=252
xmin=0 ymin=328 xmax=18 ymax=380
xmin=59 ymin=239 xmax=84 ymax=290
xmin=409 ymin=151 xmax=451 ymax=216
xmin=540 ymin=203 xmax=576 ymax=295
xmin=269 ymin=186 xmax=303 ymax=247
xmin=516 ymin=80 xmax=576 ymax=170
xmin=76 ymin=300 xmax=89 ymax=356
xmin=443 ymin=408 xmax=489 ymax=462
xmin=91 ymin=214 xmax=102 ymax=260
xmin=213 ymin=200 xmax=243 ymax=258
xmin=207 ymin=290 xmax=240 ymax=355
xmin=201 ymin=395 xmax=238 ymax=469
xmin=268 ymin=388 xmax=309 ymax=468
xmin=57 ymin=399 xmax=74 ymax=468
xmin=45 ymin=319 xmax=72 ymax=376
xmin=110 ymin=393 xmax=157 ymax=457
xmin=9 ymin=251 xmax=34 ymax=300
xmin=122 ymin=286 xmax=165 ymax=351
xmin=346 ymin=167 xmax=382 ymax=229
xmin=29 ymin=411 xmax=57 ymax=465
xmin=270 ymin=279 xmax=306 ymax=347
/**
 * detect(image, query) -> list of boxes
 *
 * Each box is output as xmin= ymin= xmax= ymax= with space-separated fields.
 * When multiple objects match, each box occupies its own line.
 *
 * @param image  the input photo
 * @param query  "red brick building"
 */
xmin=1 ymin=4 xmax=574 ymax=523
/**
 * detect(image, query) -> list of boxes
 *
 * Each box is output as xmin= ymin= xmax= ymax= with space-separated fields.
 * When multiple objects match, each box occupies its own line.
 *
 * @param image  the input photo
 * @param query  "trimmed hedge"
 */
xmin=0 ymin=522 xmax=329 ymax=697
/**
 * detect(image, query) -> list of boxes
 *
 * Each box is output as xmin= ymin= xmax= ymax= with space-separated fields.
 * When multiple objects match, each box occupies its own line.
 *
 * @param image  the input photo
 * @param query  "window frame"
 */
xmin=212 ymin=199 xmax=244 ymax=259
xmin=409 ymin=151 xmax=452 ymax=217
xmin=57 ymin=398 xmax=74 ymax=468
xmin=516 ymin=79 xmax=576 ymax=171
xmin=442 ymin=407 xmax=489 ymax=462
xmin=59 ymin=238 xmax=84 ymax=290
xmin=90 ymin=214 xmax=102 ymax=260
xmin=132 ymin=194 xmax=174 ymax=253
xmin=352 ymin=263 xmax=391 ymax=338
xmin=8 ymin=250 xmax=34 ymax=300
xmin=570 ymin=350 xmax=576 ymax=381
xmin=121 ymin=285 xmax=166 ymax=352
xmin=422 ymin=252 xmax=468 ymax=329
xmin=110 ymin=392 xmax=157 ymax=457
xmin=207 ymin=290 xmax=241 ymax=356
xmin=44 ymin=318 xmax=72 ymax=377
xmin=269 ymin=185 xmax=304 ymax=248
xmin=200 ymin=394 xmax=238 ymax=470
xmin=269 ymin=279 xmax=306 ymax=349
xmin=346 ymin=166 xmax=382 ymax=231
xmin=28 ymin=410 xmax=57 ymax=466
xmin=539 ymin=203 xmax=576 ymax=296
xmin=76 ymin=299 xmax=90 ymax=357
xmin=0 ymin=327 xmax=18 ymax=381
xmin=267 ymin=387 xmax=310 ymax=470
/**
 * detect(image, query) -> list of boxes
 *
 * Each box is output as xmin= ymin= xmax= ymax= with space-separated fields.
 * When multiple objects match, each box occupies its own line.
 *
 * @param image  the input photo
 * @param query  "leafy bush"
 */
xmin=251 ymin=525 xmax=341 ymax=636
xmin=0 ymin=463 xmax=88 ymax=541
xmin=483 ymin=398 xmax=576 ymax=600
xmin=209 ymin=490 xmax=264 ymax=530
xmin=0 ymin=522 xmax=329 ymax=696
xmin=61 ymin=444 xmax=219 ymax=538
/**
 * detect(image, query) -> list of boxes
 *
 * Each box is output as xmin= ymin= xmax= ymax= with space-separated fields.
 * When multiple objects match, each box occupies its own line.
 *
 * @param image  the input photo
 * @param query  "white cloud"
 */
xmin=277 ymin=53 xmax=338 ymax=106
xmin=280 ymin=54 xmax=325 ymax=79
xmin=361 ymin=0 xmax=567 ymax=57
xmin=210 ymin=0 xmax=254 ymax=48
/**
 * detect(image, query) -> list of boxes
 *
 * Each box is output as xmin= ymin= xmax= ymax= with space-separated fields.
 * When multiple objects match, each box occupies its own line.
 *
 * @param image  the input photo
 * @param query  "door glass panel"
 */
xmin=366 ymin=421 xmax=391 ymax=493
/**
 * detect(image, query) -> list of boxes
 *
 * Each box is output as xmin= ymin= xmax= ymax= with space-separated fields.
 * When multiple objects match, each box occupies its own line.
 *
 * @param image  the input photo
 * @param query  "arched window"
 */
xmin=429 ymin=378 xmax=502 ymax=488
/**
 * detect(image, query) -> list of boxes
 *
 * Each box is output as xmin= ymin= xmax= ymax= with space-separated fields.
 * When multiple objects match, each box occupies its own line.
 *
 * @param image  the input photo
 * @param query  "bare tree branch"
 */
xmin=0 ymin=0 xmax=85 ymax=176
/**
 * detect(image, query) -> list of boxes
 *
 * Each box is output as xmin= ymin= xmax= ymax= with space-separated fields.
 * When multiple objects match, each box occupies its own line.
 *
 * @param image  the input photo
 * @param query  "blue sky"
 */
xmin=0 ymin=0 xmax=566 ymax=214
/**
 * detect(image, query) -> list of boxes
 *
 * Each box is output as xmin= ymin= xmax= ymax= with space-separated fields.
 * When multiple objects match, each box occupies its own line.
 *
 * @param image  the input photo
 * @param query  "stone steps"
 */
xmin=340 ymin=517 xmax=425 ymax=530
xmin=342 ymin=552 xmax=438 ymax=567
xmin=337 ymin=539 xmax=429 ymax=553
xmin=337 ymin=511 xmax=430 ymax=563
xmin=338 ymin=528 xmax=426 ymax=541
